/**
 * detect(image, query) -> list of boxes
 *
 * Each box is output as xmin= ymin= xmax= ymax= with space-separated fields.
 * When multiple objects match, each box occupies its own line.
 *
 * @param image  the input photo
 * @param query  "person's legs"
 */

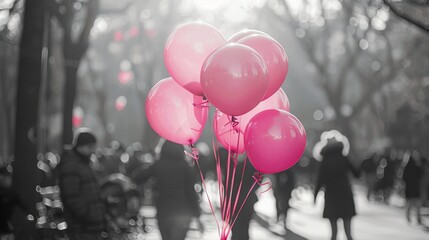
xmin=416 ymin=199 xmax=422 ymax=224
xmin=157 ymin=216 xmax=171 ymax=240
xmin=231 ymin=204 xmax=254 ymax=240
xmin=169 ymin=215 xmax=191 ymax=240
xmin=329 ymin=218 xmax=338 ymax=240
xmin=406 ymin=199 xmax=412 ymax=223
xmin=343 ymin=218 xmax=353 ymax=240
xmin=283 ymin=211 xmax=288 ymax=229
xmin=365 ymin=176 xmax=372 ymax=200
xmin=275 ymin=195 xmax=281 ymax=222
xmin=283 ymin=206 xmax=290 ymax=229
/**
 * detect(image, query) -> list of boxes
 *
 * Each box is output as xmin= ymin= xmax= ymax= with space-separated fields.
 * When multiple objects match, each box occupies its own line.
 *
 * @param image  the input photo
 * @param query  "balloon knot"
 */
xmin=184 ymin=145 xmax=199 ymax=161
xmin=193 ymin=99 xmax=210 ymax=108
xmin=228 ymin=116 xmax=240 ymax=133
xmin=252 ymin=171 xmax=272 ymax=195
xmin=252 ymin=171 xmax=263 ymax=183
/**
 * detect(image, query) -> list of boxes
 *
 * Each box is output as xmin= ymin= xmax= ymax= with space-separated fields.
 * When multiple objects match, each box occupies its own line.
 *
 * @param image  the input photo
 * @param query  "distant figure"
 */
xmin=420 ymin=157 xmax=429 ymax=207
xmin=58 ymin=128 xmax=106 ymax=240
xmin=314 ymin=140 xmax=360 ymax=240
xmin=360 ymin=153 xmax=378 ymax=200
xmin=0 ymin=166 xmax=18 ymax=237
xmin=219 ymin=148 xmax=258 ymax=240
xmin=133 ymin=140 xmax=203 ymax=240
xmin=376 ymin=149 xmax=398 ymax=203
xmin=273 ymin=169 xmax=296 ymax=229
xmin=402 ymin=151 xmax=423 ymax=224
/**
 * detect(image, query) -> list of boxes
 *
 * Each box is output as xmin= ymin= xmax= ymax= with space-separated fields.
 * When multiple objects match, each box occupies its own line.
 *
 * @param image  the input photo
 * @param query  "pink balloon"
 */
xmin=238 ymin=88 xmax=290 ymax=133
xmin=145 ymin=77 xmax=208 ymax=145
xmin=228 ymin=29 xmax=272 ymax=43
xmin=201 ymin=43 xmax=268 ymax=116
xmin=213 ymin=110 xmax=245 ymax=154
xmin=164 ymin=22 xmax=226 ymax=96
xmin=244 ymin=109 xmax=306 ymax=174
xmin=238 ymin=35 xmax=288 ymax=100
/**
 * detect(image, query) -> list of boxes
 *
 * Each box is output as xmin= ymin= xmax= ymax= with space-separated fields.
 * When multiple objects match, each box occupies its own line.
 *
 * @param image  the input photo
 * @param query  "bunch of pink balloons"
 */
xmin=146 ymin=21 xmax=307 ymax=173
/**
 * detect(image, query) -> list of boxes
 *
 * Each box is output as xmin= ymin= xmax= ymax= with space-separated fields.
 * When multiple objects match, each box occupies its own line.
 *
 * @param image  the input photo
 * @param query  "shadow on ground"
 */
xmin=253 ymin=212 xmax=308 ymax=240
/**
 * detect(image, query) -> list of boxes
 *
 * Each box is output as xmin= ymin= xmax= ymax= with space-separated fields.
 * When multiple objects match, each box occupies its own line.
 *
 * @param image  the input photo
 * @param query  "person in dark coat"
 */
xmin=314 ymin=140 xmax=359 ymax=240
xmin=57 ymin=128 xmax=107 ymax=240
xmin=402 ymin=151 xmax=423 ymax=224
xmin=133 ymin=140 xmax=203 ymax=240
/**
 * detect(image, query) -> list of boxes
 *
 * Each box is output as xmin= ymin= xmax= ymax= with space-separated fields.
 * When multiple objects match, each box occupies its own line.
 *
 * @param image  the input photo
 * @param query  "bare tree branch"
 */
xmin=382 ymin=0 xmax=429 ymax=33
xmin=351 ymin=36 xmax=424 ymax=117
xmin=46 ymin=0 xmax=67 ymax=27
xmin=76 ymin=0 xmax=99 ymax=56
xmin=0 ymin=0 xmax=23 ymax=45
xmin=99 ymin=0 xmax=134 ymax=15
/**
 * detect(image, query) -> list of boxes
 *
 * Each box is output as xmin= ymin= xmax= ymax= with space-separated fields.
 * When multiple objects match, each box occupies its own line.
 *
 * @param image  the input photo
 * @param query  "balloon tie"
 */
xmin=230 ymin=116 xmax=239 ymax=131
xmin=252 ymin=171 xmax=272 ymax=195
xmin=221 ymin=116 xmax=240 ymax=134
xmin=184 ymin=144 xmax=199 ymax=161
xmin=193 ymin=99 xmax=210 ymax=108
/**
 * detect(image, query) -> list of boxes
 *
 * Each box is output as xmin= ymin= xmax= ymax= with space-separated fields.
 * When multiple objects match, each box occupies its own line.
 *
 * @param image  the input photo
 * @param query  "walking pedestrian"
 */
xmin=133 ymin=140 xmax=203 ymax=240
xmin=420 ymin=156 xmax=429 ymax=207
xmin=402 ymin=151 xmax=423 ymax=224
xmin=57 ymin=128 xmax=107 ymax=240
xmin=314 ymin=139 xmax=360 ymax=240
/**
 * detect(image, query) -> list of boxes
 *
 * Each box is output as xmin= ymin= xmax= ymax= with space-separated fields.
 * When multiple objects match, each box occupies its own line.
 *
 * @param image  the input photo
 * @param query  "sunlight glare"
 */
xmin=192 ymin=0 xmax=229 ymax=11
xmin=189 ymin=0 xmax=267 ymax=23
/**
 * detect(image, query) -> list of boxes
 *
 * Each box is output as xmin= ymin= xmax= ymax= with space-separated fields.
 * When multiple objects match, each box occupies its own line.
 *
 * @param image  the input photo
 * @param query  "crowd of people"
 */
xmin=1 ymin=127 xmax=429 ymax=240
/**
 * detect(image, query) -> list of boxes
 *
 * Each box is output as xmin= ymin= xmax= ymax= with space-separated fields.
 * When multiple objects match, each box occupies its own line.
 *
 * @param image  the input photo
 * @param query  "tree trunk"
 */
xmin=62 ymin=62 xmax=79 ymax=145
xmin=12 ymin=1 xmax=45 ymax=239
xmin=60 ymin=0 xmax=99 ymax=146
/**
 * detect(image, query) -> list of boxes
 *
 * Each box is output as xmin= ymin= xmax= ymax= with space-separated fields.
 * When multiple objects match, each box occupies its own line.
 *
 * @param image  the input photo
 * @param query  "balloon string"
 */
xmin=193 ymin=99 xmax=210 ymax=108
xmin=213 ymin=139 xmax=224 ymax=215
xmin=230 ymin=154 xmax=247 ymax=224
xmin=227 ymin=128 xmax=244 ymax=221
xmin=253 ymin=171 xmax=272 ymax=195
xmin=222 ymin=147 xmax=232 ymax=223
xmin=212 ymin=118 xmax=227 ymax=238
xmin=227 ymin=116 xmax=240 ymax=132
xmin=226 ymin=172 xmax=260 ymax=237
xmin=224 ymin=148 xmax=237 ymax=231
xmin=212 ymin=117 xmax=224 ymax=210
xmin=185 ymin=145 xmax=221 ymax=236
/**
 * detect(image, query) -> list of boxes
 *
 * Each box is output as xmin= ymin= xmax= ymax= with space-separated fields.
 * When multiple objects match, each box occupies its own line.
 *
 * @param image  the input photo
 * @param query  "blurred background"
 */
xmin=1 ymin=0 xmax=429 ymax=239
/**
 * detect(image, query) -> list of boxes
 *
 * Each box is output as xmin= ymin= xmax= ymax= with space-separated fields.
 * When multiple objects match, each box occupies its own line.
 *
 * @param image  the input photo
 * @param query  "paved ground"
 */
xmin=140 ymin=183 xmax=429 ymax=240
xmin=254 ymin=186 xmax=429 ymax=240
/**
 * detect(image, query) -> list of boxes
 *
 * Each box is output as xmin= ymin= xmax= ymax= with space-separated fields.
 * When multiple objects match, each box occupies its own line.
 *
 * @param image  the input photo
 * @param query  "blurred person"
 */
xmin=376 ymin=148 xmax=399 ymax=203
xmin=420 ymin=157 xmax=429 ymax=207
xmin=102 ymin=141 xmax=126 ymax=175
xmin=359 ymin=153 xmax=378 ymax=201
xmin=273 ymin=169 xmax=296 ymax=230
xmin=402 ymin=151 xmax=423 ymax=224
xmin=58 ymin=128 xmax=107 ymax=240
xmin=314 ymin=139 xmax=360 ymax=240
xmin=99 ymin=173 xmax=141 ymax=236
xmin=0 ymin=166 xmax=19 ymax=238
xmin=133 ymin=140 xmax=203 ymax=240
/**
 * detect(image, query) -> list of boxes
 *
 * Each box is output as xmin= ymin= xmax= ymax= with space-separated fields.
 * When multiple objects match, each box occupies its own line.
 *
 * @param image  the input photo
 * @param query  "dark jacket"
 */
xmin=403 ymin=157 xmax=422 ymax=199
xmin=315 ymin=142 xmax=359 ymax=219
xmin=134 ymin=141 xmax=200 ymax=218
xmin=58 ymin=148 xmax=106 ymax=233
